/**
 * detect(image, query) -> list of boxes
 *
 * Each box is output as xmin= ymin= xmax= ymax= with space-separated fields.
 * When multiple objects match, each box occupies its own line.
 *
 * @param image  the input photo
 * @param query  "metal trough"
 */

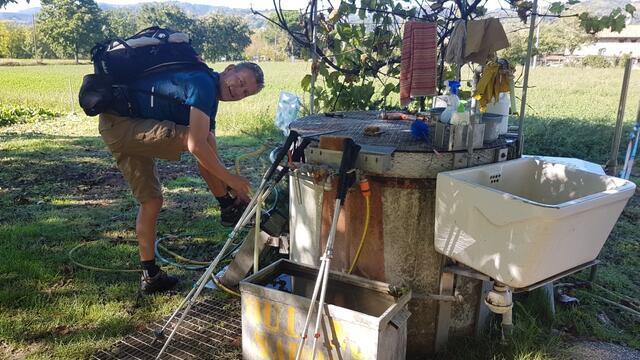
xmin=240 ymin=259 xmax=411 ymax=360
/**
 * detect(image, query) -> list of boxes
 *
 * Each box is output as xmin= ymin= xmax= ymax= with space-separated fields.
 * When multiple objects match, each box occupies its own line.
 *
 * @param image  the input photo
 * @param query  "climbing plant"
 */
xmin=254 ymin=0 xmax=635 ymax=113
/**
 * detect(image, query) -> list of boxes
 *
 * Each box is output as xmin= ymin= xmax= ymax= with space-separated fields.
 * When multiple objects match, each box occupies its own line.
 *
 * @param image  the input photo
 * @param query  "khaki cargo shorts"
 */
xmin=99 ymin=112 xmax=189 ymax=203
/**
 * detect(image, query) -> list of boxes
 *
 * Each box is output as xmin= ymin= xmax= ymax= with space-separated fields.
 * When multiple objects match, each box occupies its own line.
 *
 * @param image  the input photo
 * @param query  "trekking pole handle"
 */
xmin=265 ymin=130 xmax=299 ymax=181
xmin=336 ymin=138 xmax=361 ymax=203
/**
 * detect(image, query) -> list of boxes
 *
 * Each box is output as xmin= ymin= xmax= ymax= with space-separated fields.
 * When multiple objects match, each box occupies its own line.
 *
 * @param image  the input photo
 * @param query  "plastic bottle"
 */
xmin=440 ymin=80 xmax=461 ymax=124
xmin=486 ymin=93 xmax=510 ymax=134
xmin=451 ymin=100 xmax=470 ymax=126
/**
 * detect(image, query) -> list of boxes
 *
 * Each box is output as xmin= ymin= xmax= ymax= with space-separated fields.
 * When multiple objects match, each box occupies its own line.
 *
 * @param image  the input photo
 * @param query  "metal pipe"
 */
xmin=309 ymin=0 xmax=318 ymax=114
xmin=310 ymin=197 xmax=342 ymax=360
xmin=606 ymin=58 xmax=633 ymax=175
xmin=532 ymin=3 xmax=540 ymax=69
xmin=294 ymin=260 xmax=327 ymax=360
xmin=467 ymin=66 xmax=482 ymax=167
xmin=254 ymin=198 xmax=261 ymax=273
xmin=517 ymin=0 xmax=538 ymax=157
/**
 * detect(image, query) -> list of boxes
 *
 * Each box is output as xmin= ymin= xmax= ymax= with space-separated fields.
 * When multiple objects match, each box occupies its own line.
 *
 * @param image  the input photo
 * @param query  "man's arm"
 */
xmin=187 ymin=107 xmax=251 ymax=201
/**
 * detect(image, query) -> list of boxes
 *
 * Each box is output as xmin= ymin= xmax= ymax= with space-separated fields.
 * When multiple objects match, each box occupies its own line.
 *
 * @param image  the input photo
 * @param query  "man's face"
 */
xmin=219 ymin=66 xmax=259 ymax=102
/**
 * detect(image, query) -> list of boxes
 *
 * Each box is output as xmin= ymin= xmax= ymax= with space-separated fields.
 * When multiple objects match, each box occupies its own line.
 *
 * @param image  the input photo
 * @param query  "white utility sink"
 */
xmin=435 ymin=157 xmax=636 ymax=289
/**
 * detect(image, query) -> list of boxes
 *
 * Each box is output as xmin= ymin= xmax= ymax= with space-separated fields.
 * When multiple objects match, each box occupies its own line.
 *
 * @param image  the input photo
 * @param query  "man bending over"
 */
xmin=98 ymin=62 xmax=264 ymax=294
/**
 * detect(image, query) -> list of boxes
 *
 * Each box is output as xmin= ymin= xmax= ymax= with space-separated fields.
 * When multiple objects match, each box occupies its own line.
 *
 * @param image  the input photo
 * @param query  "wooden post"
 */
xmin=606 ymin=58 xmax=633 ymax=175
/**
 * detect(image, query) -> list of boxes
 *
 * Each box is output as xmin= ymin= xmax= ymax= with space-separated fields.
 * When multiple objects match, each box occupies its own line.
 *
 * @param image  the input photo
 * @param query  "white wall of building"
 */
xmin=573 ymin=41 xmax=640 ymax=57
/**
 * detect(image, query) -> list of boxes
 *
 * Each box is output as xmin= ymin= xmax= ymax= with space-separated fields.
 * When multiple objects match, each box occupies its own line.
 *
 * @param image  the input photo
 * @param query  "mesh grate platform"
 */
xmin=290 ymin=111 xmax=507 ymax=153
xmin=92 ymin=298 xmax=242 ymax=360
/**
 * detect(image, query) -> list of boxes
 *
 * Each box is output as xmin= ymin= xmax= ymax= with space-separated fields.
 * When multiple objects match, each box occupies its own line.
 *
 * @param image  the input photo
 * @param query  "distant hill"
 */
xmin=571 ymin=0 xmax=640 ymax=16
xmin=0 ymin=1 xmax=272 ymax=28
xmin=2 ymin=0 xmax=636 ymax=27
xmin=487 ymin=0 xmax=640 ymax=26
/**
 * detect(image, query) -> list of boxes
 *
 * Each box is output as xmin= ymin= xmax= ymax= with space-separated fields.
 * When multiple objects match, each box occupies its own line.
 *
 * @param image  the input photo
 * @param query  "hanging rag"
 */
xmin=473 ymin=61 xmax=513 ymax=112
xmin=400 ymin=21 xmax=437 ymax=108
xmin=464 ymin=18 xmax=509 ymax=64
xmin=445 ymin=20 xmax=467 ymax=66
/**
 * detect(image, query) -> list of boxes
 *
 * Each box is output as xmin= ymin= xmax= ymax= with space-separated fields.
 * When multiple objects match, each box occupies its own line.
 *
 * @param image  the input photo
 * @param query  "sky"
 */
xmin=2 ymin=0 xmax=303 ymax=11
xmin=0 ymin=0 xmax=521 ymax=13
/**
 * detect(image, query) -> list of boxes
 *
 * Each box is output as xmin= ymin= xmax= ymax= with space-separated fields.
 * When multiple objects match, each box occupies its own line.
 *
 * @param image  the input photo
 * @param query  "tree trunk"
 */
xmin=75 ymin=43 xmax=79 ymax=64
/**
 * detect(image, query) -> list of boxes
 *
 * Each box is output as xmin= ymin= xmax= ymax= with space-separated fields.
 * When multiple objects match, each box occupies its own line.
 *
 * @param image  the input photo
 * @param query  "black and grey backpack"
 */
xmin=79 ymin=27 xmax=207 ymax=116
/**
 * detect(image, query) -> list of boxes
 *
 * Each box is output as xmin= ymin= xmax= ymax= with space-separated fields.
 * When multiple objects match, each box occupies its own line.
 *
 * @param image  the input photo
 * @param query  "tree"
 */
xmin=37 ymin=0 xmax=107 ymax=63
xmin=0 ymin=22 xmax=9 ymax=57
xmin=544 ymin=18 xmax=594 ymax=55
xmin=257 ymin=0 xmax=636 ymax=112
xmin=104 ymin=8 xmax=138 ymax=38
xmin=136 ymin=3 xmax=194 ymax=34
xmin=191 ymin=13 xmax=252 ymax=62
xmin=263 ymin=10 xmax=305 ymax=59
xmin=0 ymin=0 xmax=27 ymax=8
xmin=5 ymin=23 xmax=31 ymax=58
xmin=244 ymin=29 xmax=289 ymax=61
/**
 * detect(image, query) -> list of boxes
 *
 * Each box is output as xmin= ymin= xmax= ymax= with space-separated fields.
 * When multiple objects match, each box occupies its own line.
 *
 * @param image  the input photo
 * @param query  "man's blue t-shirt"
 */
xmin=128 ymin=69 xmax=219 ymax=130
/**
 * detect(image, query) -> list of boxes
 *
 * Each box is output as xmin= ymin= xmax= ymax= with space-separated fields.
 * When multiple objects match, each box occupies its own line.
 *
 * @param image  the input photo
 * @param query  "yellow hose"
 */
xmin=69 ymin=238 xmax=243 ymax=297
xmin=212 ymin=275 xmax=241 ymax=297
xmin=68 ymin=239 xmax=140 ymax=272
xmin=235 ymin=144 xmax=269 ymax=175
xmin=348 ymin=180 xmax=371 ymax=274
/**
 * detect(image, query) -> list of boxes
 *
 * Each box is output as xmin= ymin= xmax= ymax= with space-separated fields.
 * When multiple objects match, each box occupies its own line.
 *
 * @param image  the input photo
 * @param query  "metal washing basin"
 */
xmin=434 ymin=157 xmax=636 ymax=288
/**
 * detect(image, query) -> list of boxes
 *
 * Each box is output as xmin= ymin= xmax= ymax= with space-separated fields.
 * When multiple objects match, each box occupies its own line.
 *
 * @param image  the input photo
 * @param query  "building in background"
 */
xmin=572 ymin=24 xmax=640 ymax=66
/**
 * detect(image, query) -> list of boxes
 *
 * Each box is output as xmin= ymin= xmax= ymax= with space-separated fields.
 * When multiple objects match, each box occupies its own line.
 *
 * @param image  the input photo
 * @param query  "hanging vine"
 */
xmin=253 ymin=0 xmax=635 ymax=112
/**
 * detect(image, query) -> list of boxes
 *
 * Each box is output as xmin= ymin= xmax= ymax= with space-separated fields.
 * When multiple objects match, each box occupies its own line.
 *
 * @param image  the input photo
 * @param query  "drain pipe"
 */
xmin=485 ymin=282 xmax=513 ymax=341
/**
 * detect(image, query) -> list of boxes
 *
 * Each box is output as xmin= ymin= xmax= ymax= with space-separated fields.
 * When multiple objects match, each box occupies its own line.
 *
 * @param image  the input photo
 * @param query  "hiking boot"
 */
xmin=220 ymin=199 xmax=250 ymax=228
xmin=140 ymin=269 xmax=179 ymax=294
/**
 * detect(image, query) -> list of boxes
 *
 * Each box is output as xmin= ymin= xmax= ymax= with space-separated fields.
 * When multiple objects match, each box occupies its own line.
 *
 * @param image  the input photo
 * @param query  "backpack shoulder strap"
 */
xmin=114 ymin=85 xmax=187 ymax=106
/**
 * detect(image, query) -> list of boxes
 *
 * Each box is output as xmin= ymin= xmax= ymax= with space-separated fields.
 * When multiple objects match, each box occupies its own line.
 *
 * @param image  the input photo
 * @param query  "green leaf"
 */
xmin=625 ymin=4 xmax=636 ymax=16
xmin=336 ymin=23 xmax=352 ymax=39
xmin=382 ymin=83 xmax=396 ymax=97
xmin=549 ymin=2 xmax=565 ymax=15
xmin=301 ymin=74 xmax=312 ymax=91
xmin=612 ymin=14 xmax=626 ymax=33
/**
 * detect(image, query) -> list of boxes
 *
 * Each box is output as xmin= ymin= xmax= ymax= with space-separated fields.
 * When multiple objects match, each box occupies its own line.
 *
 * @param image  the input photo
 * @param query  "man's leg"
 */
xmin=197 ymin=132 xmax=249 ymax=226
xmin=113 ymin=152 xmax=178 ymax=293
xmin=99 ymin=113 xmax=184 ymax=293
xmin=137 ymin=197 xmax=163 ymax=261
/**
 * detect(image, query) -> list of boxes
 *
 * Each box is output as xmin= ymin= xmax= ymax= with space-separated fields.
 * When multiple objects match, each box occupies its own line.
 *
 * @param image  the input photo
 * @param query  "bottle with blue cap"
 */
xmin=440 ymin=80 xmax=461 ymax=124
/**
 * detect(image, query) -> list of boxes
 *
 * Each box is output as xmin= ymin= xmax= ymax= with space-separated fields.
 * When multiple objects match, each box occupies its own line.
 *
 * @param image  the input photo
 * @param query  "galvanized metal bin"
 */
xmin=240 ymin=260 xmax=411 ymax=360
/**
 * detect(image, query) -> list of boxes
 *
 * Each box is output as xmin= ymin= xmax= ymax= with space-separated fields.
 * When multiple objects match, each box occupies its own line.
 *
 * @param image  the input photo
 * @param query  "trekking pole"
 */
xmin=154 ymin=131 xmax=299 ymax=359
xmin=294 ymin=138 xmax=361 ymax=360
xmin=620 ymin=101 xmax=640 ymax=180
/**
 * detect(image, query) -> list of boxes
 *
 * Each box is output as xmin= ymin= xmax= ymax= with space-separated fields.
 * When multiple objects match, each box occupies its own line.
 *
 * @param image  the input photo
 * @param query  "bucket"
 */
xmin=240 ymin=260 xmax=411 ymax=360
xmin=481 ymin=113 xmax=502 ymax=142
xmin=485 ymin=93 xmax=510 ymax=134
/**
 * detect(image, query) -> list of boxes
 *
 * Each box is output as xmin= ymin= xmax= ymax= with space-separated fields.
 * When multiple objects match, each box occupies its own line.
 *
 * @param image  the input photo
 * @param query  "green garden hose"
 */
xmin=68 ymin=236 xmax=241 ymax=273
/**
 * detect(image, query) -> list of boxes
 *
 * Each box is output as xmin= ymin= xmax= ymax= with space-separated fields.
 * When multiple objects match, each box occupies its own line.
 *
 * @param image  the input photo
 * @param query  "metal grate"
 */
xmin=290 ymin=111 xmax=506 ymax=153
xmin=92 ymin=298 xmax=242 ymax=360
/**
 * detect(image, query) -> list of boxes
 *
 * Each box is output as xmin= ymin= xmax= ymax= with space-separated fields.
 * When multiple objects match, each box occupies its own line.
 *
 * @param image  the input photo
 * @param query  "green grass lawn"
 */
xmin=0 ymin=62 xmax=639 ymax=359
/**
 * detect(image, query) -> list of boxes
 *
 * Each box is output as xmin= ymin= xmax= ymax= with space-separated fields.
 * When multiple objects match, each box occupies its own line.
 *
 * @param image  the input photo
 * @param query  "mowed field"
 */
xmin=0 ymin=62 xmax=639 ymax=359
xmin=1 ymin=63 xmax=639 ymax=161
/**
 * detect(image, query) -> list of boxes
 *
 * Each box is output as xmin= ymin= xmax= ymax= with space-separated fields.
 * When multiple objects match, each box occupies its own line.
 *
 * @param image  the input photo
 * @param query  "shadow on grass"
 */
xmin=521 ymin=115 xmax=634 ymax=165
xmin=0 ymin=128 xmax=278 ymax=356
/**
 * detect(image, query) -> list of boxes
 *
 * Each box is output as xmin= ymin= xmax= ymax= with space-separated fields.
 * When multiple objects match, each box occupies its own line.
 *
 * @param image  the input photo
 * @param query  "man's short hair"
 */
xmin=235 ymin=62 xmax=264 ymax=91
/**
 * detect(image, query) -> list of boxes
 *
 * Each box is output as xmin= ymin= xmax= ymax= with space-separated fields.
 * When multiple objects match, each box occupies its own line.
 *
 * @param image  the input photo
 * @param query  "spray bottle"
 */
xmin=440 ymin=80 xmax=461 ymax=124
xmin=451 ymin=99 xmax=470 ymax=126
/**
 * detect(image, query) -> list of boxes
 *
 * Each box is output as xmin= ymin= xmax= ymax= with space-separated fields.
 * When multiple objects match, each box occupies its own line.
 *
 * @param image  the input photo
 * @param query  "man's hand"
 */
xmin=187 ymin=107 xmax=252 ymax=201
xmin=226 ymin=174 xmax=251 ymax=203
